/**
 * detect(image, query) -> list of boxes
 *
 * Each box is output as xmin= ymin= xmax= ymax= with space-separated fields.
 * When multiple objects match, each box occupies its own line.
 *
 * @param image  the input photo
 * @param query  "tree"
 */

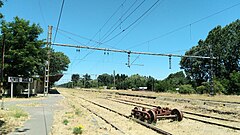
xmin=1 ymin=17 xmax=45 ymax=78
xmin=229 ymin=71 xmax=240 ymax=94
xmin=126 ymin=74 xmax=146 ymax=89
xmin=71 ymin=74 xmax=80 ymax=87
xmin=155 ymin=71 xmax=188 ymax=92
xmin=0 ymin=17 xmax=70 ymax=87
xmin=97 ymin=73 xmax=113 ymax=86
xmin=50 ymin=50 xmax=70 ymax=75
xmin=83 ymin=74 xmax=91 ymax=88
xmin=146 ymin=76 xmax=155 ymax=91
xmin=180 ymin=19 xmax=240 ymax=94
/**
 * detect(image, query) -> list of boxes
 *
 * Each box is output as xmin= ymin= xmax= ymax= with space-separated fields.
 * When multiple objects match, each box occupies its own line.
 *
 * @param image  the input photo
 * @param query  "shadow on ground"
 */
xmin=49 ymin=89 xmax=60 ymax=94
xmin=14 ymin=128 xmax=30 ymax=133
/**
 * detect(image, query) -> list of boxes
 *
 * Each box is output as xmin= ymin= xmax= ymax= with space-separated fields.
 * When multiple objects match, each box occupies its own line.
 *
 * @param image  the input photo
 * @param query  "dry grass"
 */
xmin=51 ymin=88 xmax=240 ymax=135
xmin=0 ymin=107 xmax=28 ymax=134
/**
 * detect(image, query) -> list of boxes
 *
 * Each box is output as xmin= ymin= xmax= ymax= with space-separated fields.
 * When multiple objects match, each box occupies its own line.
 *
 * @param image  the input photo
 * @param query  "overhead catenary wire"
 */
xmin=68 ymin=0 xmax=132 ymax=64
xmin=38 ymin=0 xmax=47 ymax=27
xmin=100 ymin=0 xmax=141 ymax=42
xmin=85 ymin=0 xmax=127 ymax=45
xmin=127 ymin=1 xmax=240 ymax=49
xmin=103 ymin=0 xmax=160 ymax=43
xmin=55 ymin=28 xmax=122 ymax=70
xmin=52 ymin=43 xmax=216 ymax=59
xmin=114 ymin=0 xmax=165 ymax=48
xmin=53 ymin=0 xmax=65 ymax=43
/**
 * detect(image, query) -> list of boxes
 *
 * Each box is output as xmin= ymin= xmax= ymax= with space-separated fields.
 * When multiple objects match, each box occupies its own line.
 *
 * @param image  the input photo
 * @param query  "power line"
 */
xmin=103 ymin=0 xmax=160 ymax=43
xmin=55 ymin=27 xmax=102 ymax=45
xmin=86 ymin=0 xmax=127 ymax=45
xmin=56 ymin=28 xmax=122 ymax=49
xmin=127 ymin=1 xmax=240 ymax=49
xmin=100 ymin=0 xmax=141 ymax=42
xmin=56 ymin=31 xmax=125 ymax=70
xmin=113 ymin=0 xmax=164 ymax=48
xmin=53 ymin=0 xmax=65 ymax=43
xmin=38 ymin=0 xmax=47 ymax=27
xmin=56 ymin=1 xmax=130 ymax=63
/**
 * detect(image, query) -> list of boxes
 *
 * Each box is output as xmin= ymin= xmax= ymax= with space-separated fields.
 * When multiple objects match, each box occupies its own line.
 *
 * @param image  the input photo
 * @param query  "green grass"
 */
xmin=9 ymin=107 xmax=28 ymax=118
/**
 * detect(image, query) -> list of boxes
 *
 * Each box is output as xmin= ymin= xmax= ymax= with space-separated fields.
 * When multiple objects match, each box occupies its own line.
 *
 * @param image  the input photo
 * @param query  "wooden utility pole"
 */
xmin=44 ymin=26 xmax=52 ymax=96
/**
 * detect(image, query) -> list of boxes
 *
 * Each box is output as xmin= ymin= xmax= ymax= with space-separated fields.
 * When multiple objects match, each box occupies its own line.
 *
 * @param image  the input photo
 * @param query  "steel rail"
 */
xmin=112 ymin=98 xmax=240 ymax=123
xmin=78 ymin=96 xmax=172 ymax=135
xmin=108 ymin=98 xmax=240 ymax=131
xmin=78 ymin=103 xmax=126 ymax=134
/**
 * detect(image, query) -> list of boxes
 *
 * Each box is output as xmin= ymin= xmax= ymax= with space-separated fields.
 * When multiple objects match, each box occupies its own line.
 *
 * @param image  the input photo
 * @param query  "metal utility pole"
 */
xmin=44 ymin=26 xmax=52 ymax=96
xmin=113 ymin=70 xmax=116 ymax=88
xmin=1 ymin=34 xmax=5 ymax=109
xmin=209 ymin=45 xmax=214 ymax=96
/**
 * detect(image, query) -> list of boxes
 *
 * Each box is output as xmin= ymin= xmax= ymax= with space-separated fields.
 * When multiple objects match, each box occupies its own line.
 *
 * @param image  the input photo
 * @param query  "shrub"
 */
xmin=196 ymin=85 xmax=207 ymax=94
xmin=196 ymin=80 xmax=225 ymax=94
xmin=63 ymin=119 xmax=69 ymax=125
xmin=178 ymin=85 xmax=195 ymax=94
xmin=73 ymin=124 xmax=84 ymax=134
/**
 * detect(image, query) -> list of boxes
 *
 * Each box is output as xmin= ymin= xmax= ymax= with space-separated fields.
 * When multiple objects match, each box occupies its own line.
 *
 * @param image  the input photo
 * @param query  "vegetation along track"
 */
xmin=78 ymin=96 xmax=173 ymax=135
xmin=106 ymin=97 xmax=240 ymax=131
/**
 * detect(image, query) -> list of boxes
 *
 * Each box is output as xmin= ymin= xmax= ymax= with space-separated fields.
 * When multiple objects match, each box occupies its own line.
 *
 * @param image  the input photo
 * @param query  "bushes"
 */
xmin=196 ymin=80 xmax=225 ymax=94
xmin=178 ymin=85 xmax=195 ymax=94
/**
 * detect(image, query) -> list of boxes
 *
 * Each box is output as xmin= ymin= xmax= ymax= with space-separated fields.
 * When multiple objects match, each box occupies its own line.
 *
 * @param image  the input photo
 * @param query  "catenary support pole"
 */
xmin=44 ymin=26 xmax=53 ymax=96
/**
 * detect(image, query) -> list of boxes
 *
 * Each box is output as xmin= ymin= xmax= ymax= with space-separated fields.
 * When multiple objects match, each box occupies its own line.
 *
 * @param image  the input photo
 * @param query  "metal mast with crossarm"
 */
xmin=44 ymin=26 xmax=53 ymax=96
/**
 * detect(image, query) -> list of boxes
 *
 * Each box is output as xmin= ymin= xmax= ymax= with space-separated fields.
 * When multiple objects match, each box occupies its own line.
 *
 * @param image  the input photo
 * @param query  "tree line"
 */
xmin=59 ymin=71 xmax=192 ymax=94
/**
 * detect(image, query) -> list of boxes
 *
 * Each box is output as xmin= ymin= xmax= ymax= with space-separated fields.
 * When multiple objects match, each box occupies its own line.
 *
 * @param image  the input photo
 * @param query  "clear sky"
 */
xmin=1 ymin=0 xmax=240 ymax=84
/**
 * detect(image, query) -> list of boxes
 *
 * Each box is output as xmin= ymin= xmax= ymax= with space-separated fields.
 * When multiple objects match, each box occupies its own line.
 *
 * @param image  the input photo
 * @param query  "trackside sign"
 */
xmin=8 ymin=77 xmax=33 ymax=83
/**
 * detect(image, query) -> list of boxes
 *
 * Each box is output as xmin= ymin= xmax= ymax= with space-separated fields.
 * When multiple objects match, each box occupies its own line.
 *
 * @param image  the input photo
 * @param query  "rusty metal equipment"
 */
xmin=131 ymin=106 xmax=183 ymax=124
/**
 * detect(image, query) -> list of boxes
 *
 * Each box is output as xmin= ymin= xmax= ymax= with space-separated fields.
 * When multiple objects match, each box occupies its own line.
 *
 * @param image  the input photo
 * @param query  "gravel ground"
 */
xmin=51 ymin=88 xmax=240 ymax=135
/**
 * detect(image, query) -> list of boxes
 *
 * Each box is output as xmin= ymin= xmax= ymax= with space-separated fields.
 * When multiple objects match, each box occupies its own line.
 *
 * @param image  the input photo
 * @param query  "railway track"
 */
xmin=77 ymin=96 xmax=173 ymax=135
xmin=106 ymin=97 xmax=240 ymax=131
xmin=80 ymin=89 xmax=240 ymax=106
xmin=78 ymin=103 xmax=126 ymax=134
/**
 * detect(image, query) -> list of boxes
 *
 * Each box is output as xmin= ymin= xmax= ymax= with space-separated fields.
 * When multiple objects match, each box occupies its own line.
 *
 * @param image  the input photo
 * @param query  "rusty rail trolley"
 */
xmin=131 ymin=106 xmax=183 ymax=124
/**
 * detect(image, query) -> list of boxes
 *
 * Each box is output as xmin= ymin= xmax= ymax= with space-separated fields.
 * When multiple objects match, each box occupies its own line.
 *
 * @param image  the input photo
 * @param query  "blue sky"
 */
xmin=2 ymin=0 xmax=240 ymax=84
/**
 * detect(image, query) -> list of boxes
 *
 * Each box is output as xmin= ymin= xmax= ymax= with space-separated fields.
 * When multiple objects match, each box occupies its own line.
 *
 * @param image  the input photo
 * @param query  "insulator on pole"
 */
xmin=127 ymin=52 xmax=131 ymax=68
xmin=169 ymin=55 xmax=172 ymax=69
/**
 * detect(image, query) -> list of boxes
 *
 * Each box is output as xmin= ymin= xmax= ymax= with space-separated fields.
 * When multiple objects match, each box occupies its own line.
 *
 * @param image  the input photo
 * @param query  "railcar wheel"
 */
xmin=171 ymin=109 xmax=183 ymax=121
xmin=147 ymin=110 xmax=157 ymax=124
